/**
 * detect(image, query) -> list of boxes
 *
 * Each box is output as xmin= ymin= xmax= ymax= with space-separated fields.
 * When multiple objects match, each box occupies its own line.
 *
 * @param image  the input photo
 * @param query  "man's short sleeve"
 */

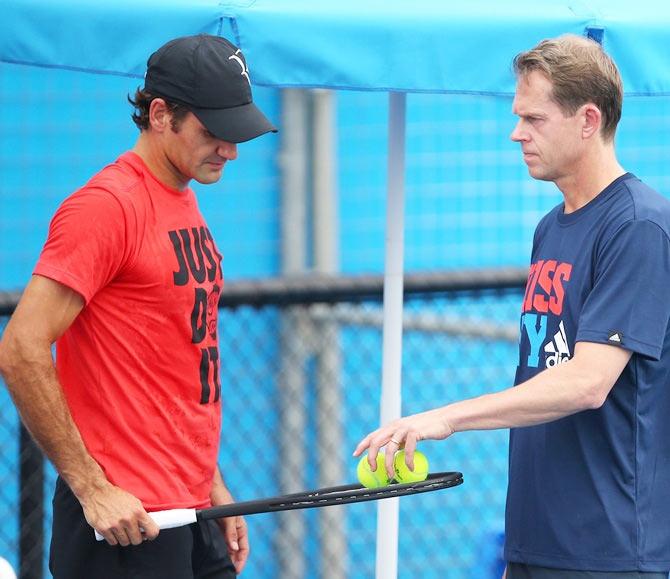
xmin=577 ymin=219 xmax=670 ymax=360
xmin=34 ymin=188 xmax=129 ymax=304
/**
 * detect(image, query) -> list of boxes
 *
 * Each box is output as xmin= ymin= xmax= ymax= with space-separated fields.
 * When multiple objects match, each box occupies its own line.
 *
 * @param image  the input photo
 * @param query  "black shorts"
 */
xmin=49 ymin=477 xmax=236 ymax=579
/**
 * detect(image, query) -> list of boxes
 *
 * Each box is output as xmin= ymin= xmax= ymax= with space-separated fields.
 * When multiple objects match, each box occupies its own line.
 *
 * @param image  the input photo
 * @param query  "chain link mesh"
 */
xmin=0 ymin=285 xmax=521 ymax=578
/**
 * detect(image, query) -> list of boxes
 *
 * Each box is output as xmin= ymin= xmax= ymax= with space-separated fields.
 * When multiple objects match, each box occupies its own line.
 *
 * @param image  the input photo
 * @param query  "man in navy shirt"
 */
xmin=354 ymin=34 xmax=670 ymax=578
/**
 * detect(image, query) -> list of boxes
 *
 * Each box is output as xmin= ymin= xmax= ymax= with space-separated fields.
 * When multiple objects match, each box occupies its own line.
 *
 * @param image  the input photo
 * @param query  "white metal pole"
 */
xmin=376 ymin=91 xmax=406 ymax=579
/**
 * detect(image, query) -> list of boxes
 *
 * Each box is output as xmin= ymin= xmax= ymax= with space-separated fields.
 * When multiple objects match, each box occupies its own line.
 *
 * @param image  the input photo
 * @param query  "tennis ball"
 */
xmin=393 ymin=450 xmax=429 ymax=483
xmin=357 ymin=452 xmax=390 ymax=488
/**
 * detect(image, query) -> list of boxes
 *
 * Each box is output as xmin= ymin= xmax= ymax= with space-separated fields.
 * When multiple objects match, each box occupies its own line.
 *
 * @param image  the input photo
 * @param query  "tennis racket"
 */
xmin=95 ymin=471 xmax=463 ymax=540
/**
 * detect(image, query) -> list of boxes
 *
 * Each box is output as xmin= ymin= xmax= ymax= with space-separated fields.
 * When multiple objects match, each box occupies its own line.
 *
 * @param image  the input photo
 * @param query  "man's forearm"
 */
xmin=0 ymin=337 xmax=107 ymax=499
xmin=445 ymin=368 xmax=594 ymax=433
xmin=210 ymin=467 xmax=234 ymax=505
xmin=446 ymin=342 xmax=632 ymax=433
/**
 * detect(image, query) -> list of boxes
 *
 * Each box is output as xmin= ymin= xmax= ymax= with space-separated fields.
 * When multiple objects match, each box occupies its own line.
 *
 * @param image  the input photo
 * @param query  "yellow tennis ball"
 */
xmin=357 ymin=452 xmax=390 ymax=488
xmin=393 ymin=450 xmax=429 ymax=483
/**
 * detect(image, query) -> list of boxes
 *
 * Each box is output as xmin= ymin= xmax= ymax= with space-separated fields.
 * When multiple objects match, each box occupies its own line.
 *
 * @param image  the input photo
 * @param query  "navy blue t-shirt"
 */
xmin=505 ymin=174 xmax=670 ymax=572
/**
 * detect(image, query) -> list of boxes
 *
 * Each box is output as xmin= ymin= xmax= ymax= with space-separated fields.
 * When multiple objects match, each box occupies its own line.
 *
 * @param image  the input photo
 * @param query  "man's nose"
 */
xmin=217 ymin=141 xmax=238 ymax=160
xmin=510 ymin=120 xmax=526 ymax=142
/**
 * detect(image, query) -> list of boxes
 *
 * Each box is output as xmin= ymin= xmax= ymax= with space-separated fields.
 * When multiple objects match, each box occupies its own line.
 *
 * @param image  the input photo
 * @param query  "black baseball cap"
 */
xmin=144 ymin=34 xmax=277 ymax=143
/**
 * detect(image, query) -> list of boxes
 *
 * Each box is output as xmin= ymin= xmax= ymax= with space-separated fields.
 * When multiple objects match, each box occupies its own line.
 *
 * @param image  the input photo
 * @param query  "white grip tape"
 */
xmin=94 ymin=508 xmax=198 ymax=541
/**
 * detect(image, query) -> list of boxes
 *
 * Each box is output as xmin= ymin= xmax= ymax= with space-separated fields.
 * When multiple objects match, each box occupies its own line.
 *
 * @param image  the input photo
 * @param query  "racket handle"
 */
xmin=94 ymin=508 xmax=198 ymax=541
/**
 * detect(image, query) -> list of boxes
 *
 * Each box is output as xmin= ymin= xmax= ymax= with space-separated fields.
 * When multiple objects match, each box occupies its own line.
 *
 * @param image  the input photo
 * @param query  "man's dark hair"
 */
xmin=128 ymin=88 xmax=190 ymax=132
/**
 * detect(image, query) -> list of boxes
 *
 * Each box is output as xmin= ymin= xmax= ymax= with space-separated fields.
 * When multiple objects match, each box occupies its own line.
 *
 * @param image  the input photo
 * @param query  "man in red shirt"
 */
xmin=0 ymin=34 xmax=276 ymax=579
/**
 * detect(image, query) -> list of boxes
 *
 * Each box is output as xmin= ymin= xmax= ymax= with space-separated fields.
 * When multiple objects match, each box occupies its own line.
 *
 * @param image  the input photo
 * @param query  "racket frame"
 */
xmin=195 ymin=471 xmax=463 ymax=520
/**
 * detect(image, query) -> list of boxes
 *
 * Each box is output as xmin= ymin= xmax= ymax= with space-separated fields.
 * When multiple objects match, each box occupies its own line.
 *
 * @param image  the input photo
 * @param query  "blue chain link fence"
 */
xmin=1 ymin=271 xmax=522 ymax=578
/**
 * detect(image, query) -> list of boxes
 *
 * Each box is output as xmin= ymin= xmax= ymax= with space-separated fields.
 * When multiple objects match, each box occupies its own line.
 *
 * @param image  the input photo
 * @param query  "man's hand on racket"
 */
xmin=353 ymin=407 xmax=455 ymax=479
xmin=211 ymin=469 xmax=249 ymax=574
xmin=78 ymin=482 xmax=159 ymax=546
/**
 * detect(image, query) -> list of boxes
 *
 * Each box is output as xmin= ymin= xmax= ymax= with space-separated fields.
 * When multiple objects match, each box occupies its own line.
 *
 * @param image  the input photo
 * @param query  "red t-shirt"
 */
xmin=34 ymin=152 xmax=224 ymax=510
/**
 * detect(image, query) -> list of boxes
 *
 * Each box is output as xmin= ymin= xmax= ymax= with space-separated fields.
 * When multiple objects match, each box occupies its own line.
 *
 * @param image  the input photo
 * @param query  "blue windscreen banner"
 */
xmin=2 ymin=0 xmax=670 ymax=95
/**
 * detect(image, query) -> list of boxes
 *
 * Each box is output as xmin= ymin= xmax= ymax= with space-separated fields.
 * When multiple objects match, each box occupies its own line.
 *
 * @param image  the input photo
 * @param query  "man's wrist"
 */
xmin=64 ymin=461 xmax=109 ymax=501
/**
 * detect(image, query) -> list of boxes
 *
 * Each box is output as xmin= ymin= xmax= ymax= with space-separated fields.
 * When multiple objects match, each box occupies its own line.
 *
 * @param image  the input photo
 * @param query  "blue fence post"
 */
xmin=19 ymin=425 xmax=43 ymax=579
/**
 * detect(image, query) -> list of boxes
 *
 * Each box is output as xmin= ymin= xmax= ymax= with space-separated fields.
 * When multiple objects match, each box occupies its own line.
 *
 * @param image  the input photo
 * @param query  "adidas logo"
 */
xmin=544 ymin=320 xmax=571 ymax=367
xmin=608 ymin=332 xmax=623 ymax=344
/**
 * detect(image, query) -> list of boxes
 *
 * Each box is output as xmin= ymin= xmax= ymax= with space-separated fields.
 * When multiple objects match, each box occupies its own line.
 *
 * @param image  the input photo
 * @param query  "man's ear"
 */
xmin=148 ymin=98 xmax=170 ymax=133
xmin=581 ymin=103 xmax=602 ymax=140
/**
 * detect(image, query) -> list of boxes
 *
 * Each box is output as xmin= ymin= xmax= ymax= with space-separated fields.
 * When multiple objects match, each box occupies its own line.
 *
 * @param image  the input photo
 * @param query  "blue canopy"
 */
xmin=2 ymin=0 xmax=670 ymax=95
